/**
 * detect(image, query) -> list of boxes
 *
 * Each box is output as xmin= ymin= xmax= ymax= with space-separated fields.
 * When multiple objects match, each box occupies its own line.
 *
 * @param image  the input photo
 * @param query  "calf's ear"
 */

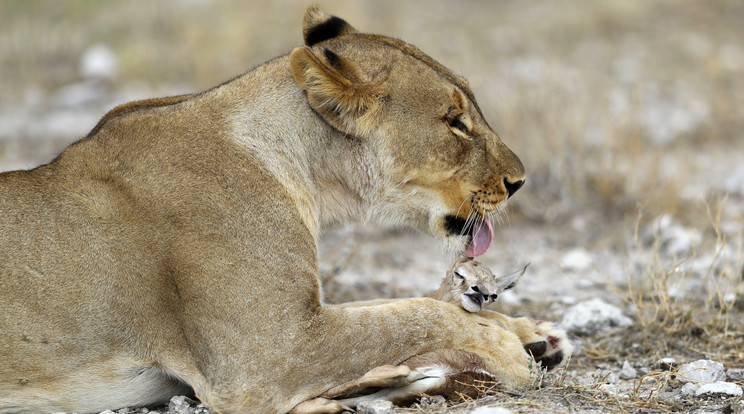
xmin=493 ymin=263 xmax=529 ymax=293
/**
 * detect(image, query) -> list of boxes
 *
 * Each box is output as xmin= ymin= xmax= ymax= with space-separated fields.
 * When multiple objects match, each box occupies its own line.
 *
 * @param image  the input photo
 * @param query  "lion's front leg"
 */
xmin=185 ymin=300 xmax=535 ymax=413
xmin=479 ymin=310 xmax=572 ymax=371
xmin=287 ymin=302 xmax=535 ymax=414
xmin=320 ymin=299 xmax=532 ymax=389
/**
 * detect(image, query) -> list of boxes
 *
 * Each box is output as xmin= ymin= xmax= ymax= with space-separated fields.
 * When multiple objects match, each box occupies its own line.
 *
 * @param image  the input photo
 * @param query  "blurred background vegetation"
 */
xmin=1 ymin=0 xmax=742 ymax=228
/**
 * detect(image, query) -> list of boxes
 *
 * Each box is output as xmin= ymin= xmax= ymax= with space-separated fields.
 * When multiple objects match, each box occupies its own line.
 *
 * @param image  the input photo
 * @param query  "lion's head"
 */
xmin=290 ymin=6 xmax=525 ymax=257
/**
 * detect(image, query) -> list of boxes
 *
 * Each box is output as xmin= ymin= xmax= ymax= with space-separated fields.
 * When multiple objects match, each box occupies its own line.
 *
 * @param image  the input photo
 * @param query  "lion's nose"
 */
xmin=504 ymin=178 xmax=524 ymax=198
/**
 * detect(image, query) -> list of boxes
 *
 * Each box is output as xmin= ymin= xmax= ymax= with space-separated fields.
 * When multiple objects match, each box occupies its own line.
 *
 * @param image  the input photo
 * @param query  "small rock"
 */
xmin=603 ymin=371 xmax=619 ymax=384
xmin=193 ymin=403 xmax=212 ymax=414
xmin=356 ymin=400 xmax=394 ymax=414
xmin=598 ymin=383 xmax=630 ymax=398
xmin=598 ymin=383 xmax=617 ymax=395
xmin=656 ymin=358 xmax=678 ymax=371
xmin=561 ymin=248 xmax=593 ymax=272
xmin=659 ymin=385 xmax=677 ymax=399
xmin=561 ymin=298 xmax=633 ymax=335
xmin=681 ymin=382 xmax=699 ymax=396
xmin=560 ymin=296 xmax=577 ymax=305
xmin=416 ymin=395 xmax=446 ymax=408
xmin=619 ymin=361 xmax=637 ymax=379
xmin=169 ymin=395 xmax=200 ymax=414
xmin=727 ymin=368 xmax=744 ymax=381
xmin=695 ymin=381 xmax=743 ymax=397
xmin=470 ymin=406 xmax=513 ymax=414
xmin=678 ymin=360 xmax=726 ymax=384
xmin=80 ymin=44 xmax=119 ymax=79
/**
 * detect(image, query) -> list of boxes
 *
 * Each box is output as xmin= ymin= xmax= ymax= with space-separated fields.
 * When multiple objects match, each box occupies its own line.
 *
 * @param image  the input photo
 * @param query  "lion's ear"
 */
xmin=302 ymin=5 xmax=358 ymax=46
xmin=290 ymin=46 xmax=381 ymax=135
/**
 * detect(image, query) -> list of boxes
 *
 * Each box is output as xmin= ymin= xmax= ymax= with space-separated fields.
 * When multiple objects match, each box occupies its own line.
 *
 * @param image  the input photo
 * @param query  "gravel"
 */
xmin=560 ymin=298 xmax=634 ymax=335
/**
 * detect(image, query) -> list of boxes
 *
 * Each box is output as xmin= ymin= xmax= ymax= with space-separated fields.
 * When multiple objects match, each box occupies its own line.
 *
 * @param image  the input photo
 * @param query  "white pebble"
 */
xmin=727 ymin=368 xmax=744 ymax=381
xmin=619 ymin=360 xmax=637 ymax=379
xmin=357 ymin=400 xmax=394 ymax=414
xmin=695 ymin=381 xmax=743 ymax=397
xmin=678 ymin=360 xmax=726 ymax=384
xmin=681 ymin=382 xmax=699 ymax=396
xmin=561 ymin=298 xmax=633 ymax=335
xmin=560 ymin=296 xmax=577 ymax=305
xmin=80 ymin=44 xmax=119 ymax=79
xmin=561 ymin=249 xmax=593 ymax=272
xmin=470 ymin=406 xmax=513 ymax=414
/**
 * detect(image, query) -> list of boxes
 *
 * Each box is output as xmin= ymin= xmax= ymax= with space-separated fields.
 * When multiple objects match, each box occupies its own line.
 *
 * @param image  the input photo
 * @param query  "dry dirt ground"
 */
xmin=1 ymin=1 xmax=743 ymax=413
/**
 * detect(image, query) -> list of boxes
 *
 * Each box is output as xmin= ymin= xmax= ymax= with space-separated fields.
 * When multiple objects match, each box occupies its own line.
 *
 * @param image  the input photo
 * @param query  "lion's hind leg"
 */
xmin=289 ymin=365 xmax=408 ymax=414
xmin=290 ymin=349 xmax=501 ymax=413
xmin=289 ymin=398 xmax=348 ymax=414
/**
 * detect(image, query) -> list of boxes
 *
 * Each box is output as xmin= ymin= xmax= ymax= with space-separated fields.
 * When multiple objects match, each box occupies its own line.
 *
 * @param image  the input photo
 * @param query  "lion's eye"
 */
xmin=449 ymin=115 xmax=469 ymax=134
xmin=450 ymin=117 xmax=468 ymax=132
xmin=454 ymin=271 xmax=465 ymax=281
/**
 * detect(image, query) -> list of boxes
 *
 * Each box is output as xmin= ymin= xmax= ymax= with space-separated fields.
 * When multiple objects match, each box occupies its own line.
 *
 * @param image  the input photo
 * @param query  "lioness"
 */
xmin=0 ymin=6 xmax=568 ymax=414
xmin=429 ymin=256 xmax=524 ymax=312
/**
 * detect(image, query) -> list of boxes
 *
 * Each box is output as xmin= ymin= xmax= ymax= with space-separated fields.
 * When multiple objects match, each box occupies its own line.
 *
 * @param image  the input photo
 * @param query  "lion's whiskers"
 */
xmin=455 ymin=193 xmax=475 ymax=220
xmin=459 ymin=207 xmax=475 ymax=238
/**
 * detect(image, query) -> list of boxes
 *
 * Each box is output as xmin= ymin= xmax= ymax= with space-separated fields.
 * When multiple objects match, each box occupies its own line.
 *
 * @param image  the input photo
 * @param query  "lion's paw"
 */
xmin=517 ymin=318 xmax=572 ymax=371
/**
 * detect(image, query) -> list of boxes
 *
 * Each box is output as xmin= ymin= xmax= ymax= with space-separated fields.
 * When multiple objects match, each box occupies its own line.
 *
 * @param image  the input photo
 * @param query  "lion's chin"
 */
xmin=439 ymin=214 xmax=494 ymax=257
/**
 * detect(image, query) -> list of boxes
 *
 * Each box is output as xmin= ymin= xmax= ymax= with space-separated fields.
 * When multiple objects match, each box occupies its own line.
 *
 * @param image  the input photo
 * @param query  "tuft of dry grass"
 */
xmin=621 ymin=198 xmax=742 ymax=339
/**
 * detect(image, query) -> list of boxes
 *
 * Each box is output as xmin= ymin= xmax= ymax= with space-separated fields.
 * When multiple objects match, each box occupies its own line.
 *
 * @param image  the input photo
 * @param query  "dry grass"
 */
xmin=621 ymin=197 xmax=742 ymax=339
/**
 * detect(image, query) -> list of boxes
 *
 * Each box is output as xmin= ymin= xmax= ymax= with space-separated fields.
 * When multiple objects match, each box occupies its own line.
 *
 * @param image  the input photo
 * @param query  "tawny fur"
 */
xmin=0 ymin=6 xmax=570 ymax=414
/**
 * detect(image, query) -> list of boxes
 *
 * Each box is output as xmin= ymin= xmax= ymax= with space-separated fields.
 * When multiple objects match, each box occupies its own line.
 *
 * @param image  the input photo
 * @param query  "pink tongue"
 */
xmin=463 ymin=218 xmax=494 ymax=257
